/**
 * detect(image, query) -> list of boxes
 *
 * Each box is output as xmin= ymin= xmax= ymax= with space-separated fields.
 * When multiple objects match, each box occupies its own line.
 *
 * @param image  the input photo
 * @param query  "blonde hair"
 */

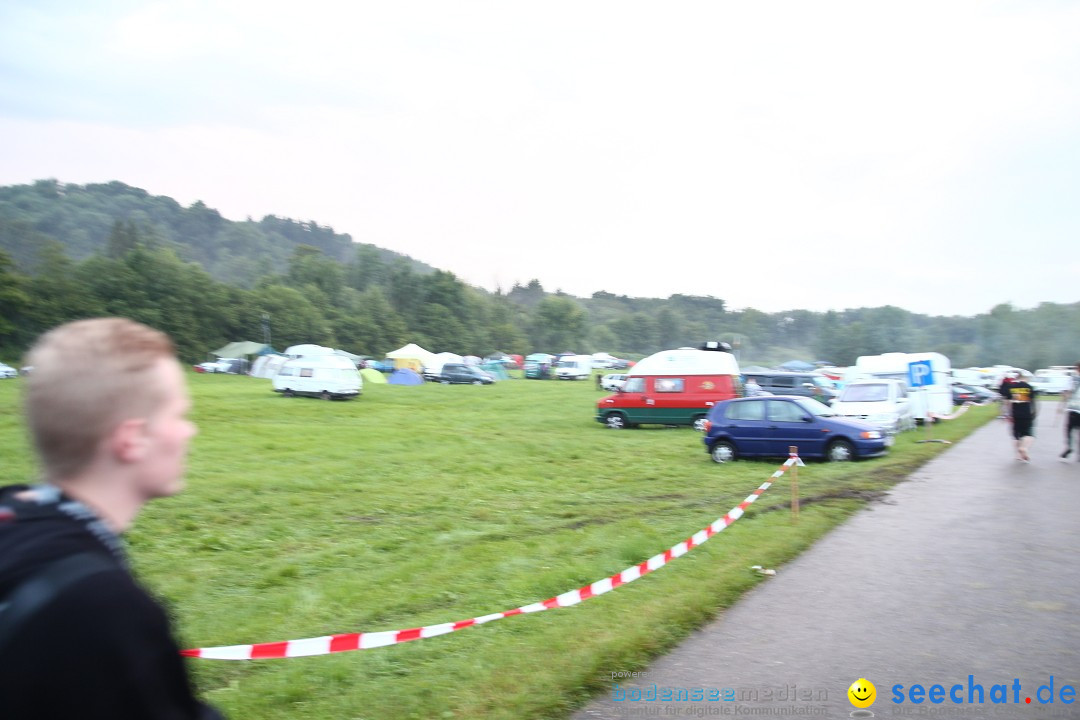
xmin=24 ymin=318 xmax=177 ymax=480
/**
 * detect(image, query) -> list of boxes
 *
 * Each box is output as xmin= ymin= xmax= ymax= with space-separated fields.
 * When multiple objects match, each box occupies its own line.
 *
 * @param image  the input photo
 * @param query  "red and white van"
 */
xmin=595 ymin=347 xmax=741 ymax=429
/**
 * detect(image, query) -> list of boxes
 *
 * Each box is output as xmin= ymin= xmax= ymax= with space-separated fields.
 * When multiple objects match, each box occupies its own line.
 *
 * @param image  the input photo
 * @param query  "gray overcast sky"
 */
xmin=1 ymin=1 xmax=1078 ymax=316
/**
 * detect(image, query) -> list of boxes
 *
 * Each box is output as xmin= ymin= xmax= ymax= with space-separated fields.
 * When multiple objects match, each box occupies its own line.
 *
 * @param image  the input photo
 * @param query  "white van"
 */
xmin=272 ymin=355 xmax=362 ymax=400
xmin=555 ymin=354 xmax=592 ymax=380
xmin=1031 ymin=370 xmax=1074 ymax=395
xmin=831 ymin=379 xmax=915 ymax=435
xmin=843 ymin=352 xmax=952 ymax=421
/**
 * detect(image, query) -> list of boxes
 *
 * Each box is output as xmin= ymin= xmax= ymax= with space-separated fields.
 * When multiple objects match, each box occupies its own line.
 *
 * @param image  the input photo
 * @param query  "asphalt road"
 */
xmin=573 ymin=402 xmax=1080 ymax=720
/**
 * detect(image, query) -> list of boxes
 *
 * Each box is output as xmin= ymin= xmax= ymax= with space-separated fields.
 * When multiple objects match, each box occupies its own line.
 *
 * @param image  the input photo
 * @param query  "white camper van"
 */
xmin=272 ymin=355 xmax=362 ymax=400
xmin=554 ymin=354 xmax=592 ymax=380
xmin=842 ymin=352 xmax=952 ymax=421
xmin=830 ymin=379 xmax=915 ymax=435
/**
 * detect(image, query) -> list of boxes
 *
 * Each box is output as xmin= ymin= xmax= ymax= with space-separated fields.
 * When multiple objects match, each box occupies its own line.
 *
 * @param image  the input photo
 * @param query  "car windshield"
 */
xmin=793 ymin=397 xmax=835 ymax=416
xmin=839 ymin=383 xmax=889 ymax=402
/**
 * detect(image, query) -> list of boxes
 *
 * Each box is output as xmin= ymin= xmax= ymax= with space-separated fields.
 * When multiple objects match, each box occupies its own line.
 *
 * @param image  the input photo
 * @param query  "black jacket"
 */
xmin=0 ymin=484 xmax=223 ymax=719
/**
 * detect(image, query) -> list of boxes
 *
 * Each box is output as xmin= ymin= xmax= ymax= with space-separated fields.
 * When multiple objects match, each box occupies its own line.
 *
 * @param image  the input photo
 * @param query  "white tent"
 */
xmin=251 ymin=354 xmax=289 ymax=379
xmin=333 ymin=349 xmax=363 ymax=366
xmin=385 ymin=343 xmax=437 ymax=372
xmin=427 ymin=352 xmax=463 ymax=373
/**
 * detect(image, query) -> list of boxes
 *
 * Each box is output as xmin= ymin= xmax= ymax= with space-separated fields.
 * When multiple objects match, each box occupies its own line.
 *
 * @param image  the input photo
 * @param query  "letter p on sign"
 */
xmin=908 ymin=360 xmax=933 ymax=387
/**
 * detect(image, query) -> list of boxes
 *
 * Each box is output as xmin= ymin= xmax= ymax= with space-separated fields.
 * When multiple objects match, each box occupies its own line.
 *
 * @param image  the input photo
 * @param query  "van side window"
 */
xmin=623 ymin=377 xmax=645 ymax=393
xmin=728 ymin=400 xmax=765 ymax=421
xmin=300 ymin=368 xmax=314 ymax=378
xmin=772 ymin=377 xmax=795 ymax=388
xmin=654 ymin=378 xmax=684 ymax=393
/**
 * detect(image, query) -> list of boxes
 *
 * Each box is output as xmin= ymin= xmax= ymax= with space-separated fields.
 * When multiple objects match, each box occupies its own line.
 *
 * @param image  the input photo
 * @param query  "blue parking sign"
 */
xmin=908 ymin=360 xmax=933 ymax=387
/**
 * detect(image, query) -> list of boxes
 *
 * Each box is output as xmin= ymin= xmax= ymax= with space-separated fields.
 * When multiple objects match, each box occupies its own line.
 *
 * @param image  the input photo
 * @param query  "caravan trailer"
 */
xmin=843 ymin=352 xmax=952 ymax=421
xmin=272 ymin=355 xmax=362 ymax=400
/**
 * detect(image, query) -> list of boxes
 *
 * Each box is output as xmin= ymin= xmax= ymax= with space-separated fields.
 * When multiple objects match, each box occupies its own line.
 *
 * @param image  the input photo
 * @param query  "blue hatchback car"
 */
xmin=702 ymin=395 xmax=890 ymax=463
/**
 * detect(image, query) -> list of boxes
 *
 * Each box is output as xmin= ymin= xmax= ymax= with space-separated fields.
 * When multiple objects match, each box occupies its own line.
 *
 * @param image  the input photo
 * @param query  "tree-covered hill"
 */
xmin=0 ymin=178 xmax=1077 ymax=371
xmin=0 ymin=179 xmax=435 ymax=286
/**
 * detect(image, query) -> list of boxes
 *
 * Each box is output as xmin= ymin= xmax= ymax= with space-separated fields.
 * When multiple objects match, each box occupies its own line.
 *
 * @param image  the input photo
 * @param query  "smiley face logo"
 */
xmin=848 ymin=678 xmax=876 ymax=708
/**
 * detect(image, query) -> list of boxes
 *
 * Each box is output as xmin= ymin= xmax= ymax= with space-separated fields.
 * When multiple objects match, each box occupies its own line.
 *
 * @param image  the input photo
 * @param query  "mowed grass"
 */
xmin=0 ymin=374 xmax=996 ymax=719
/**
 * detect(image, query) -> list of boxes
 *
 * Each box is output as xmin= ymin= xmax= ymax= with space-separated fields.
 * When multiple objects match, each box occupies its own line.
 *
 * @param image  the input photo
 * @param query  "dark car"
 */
xmin=951 ymin=383 xmax=979 ymax=406
xmin=702 ymin=396 xmax=890 ymax=463
xmin=743 ymin=371 xmax=838 ymax=403
xmin=437 ymin=363 xmax=494 ymax=385
xmin=952 ymin=383 xmax=998 ymax=405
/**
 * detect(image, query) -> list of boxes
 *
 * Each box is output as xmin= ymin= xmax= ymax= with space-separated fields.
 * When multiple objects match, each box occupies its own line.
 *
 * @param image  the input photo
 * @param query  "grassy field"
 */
xmin=0 ymin=373 xmax=996 ymax=719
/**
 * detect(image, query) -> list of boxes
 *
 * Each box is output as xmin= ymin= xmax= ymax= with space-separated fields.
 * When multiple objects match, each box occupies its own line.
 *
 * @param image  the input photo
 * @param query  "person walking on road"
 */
xmin=1060 ymin=362 xmax=1080 ymax=462
xmin=1002 ymin=370 xmax=1037 ymax=462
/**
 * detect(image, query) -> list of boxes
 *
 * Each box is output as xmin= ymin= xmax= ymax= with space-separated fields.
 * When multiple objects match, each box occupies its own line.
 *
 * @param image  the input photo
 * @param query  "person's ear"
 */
xmin=109 ymin=418 xmax=149 ymax=463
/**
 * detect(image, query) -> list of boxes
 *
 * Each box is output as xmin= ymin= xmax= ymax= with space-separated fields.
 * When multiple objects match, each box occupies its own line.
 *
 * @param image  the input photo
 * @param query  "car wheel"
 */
xmin=692 ymin=414 xmax=708 ymax=432
xmin=322 ymin=391 xmax=332 ymax=401
xmin=710 ymin=440 xmax=736 ymax=463
xmin=283 ymin=388 xmax=294 ymax=397
xmin=473 ymin=379 xmax=483 ymax=385
xmin=827 ymin=439 xmax=855 ymax=462
xmin=441 ymin=379 xmax=450 ymax=385
xmin=604 ymin=412 xmax=628 ymax=429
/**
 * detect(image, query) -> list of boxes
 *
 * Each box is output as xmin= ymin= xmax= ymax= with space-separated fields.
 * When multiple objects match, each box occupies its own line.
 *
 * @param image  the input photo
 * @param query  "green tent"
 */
xmin=480 ymin=362 xmax=510 ymax=380
xmin=211 ymin=341 xmax=274 ymax=358
xmin=360 ymin=368 xmax=387 ymax=384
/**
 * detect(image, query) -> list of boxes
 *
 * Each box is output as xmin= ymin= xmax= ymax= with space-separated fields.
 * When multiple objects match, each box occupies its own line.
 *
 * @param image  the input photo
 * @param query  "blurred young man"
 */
xmin=1002 ymin=370 xmax=1037 ymax=462
xmin=0 ymin=318 xmax=224 ymax=719
xmin=1061 ymin=362 xmax=1080 ymax=462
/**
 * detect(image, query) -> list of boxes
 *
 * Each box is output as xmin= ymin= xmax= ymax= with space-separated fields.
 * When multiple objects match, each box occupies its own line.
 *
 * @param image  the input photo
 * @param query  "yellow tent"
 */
xmin=385 ymin=343 xmax=437 ymax=372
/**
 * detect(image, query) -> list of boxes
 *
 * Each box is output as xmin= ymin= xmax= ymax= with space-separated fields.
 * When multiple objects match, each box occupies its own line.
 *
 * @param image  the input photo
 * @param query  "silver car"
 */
xmin=0 ymin=363 xmax=18 ymax=379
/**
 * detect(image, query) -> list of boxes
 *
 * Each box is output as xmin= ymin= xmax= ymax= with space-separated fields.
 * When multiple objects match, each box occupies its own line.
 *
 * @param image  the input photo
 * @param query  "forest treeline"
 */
xmin=0 ymin=179 xmax=1077 ymax=369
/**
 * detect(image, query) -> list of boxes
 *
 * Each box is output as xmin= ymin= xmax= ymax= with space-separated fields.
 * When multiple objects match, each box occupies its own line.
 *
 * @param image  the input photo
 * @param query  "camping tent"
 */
xmin=251 ymin=354 xmax=289 ymax=379
xmin=480 ymin=362 xmax=510 ymax=380
xmin=334 ymin=349 xmax=364 ymax=365
xmin=741 ymin=365 xmax=773 ymax=374
xmin=212 ymin=341 xmax=275 ymax=358
xmin=428 ymin=352 xmax=463 ymax=373
xmin=388 ymin=368 xmax=424 ymax=385
xmin=385 ymin=343 xmax=437 ymax=372
xmin=360 ymin=368 xmax=387 ymax=384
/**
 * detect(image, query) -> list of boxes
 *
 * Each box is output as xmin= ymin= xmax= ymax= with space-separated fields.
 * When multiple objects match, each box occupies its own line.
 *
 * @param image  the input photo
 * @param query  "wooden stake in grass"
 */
xmin=789 ymin=445 xmax=799 ymax=522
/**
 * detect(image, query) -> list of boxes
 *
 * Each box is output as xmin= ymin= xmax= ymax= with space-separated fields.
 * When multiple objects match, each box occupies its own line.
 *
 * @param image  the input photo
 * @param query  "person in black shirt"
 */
xmin=1002 ymin=371 xmax=1037 ymax=462
xmin=0 ymin=318 xmax=224 ymax=719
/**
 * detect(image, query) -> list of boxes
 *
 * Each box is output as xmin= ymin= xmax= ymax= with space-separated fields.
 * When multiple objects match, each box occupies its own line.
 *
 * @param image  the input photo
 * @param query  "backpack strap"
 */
xmin=0 ymin=552 xmax=117 ymax=653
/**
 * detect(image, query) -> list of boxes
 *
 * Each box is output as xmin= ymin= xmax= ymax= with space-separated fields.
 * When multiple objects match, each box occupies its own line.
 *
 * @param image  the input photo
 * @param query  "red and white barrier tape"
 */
xmin=183 ymin=455 xmax=800 ymax=660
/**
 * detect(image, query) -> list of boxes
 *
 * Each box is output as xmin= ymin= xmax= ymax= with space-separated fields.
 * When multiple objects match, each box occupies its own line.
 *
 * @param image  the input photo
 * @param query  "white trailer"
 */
xmin=843 ymin=352 xmax=952 ymax=421
xmin=272 ymin=355 xmax=362 ymax=400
